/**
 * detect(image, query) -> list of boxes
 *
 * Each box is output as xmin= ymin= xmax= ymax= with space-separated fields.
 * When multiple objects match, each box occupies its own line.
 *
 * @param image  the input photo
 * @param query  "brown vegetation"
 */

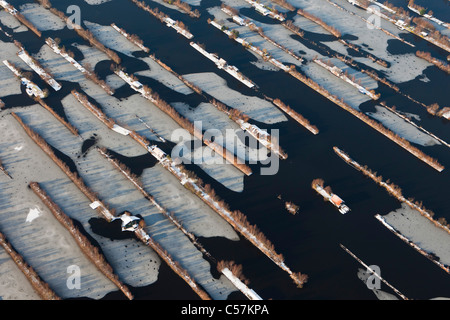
xmin=217 ymin=260 xmax=249 ymax=285
xmin=334 ymin=147 xmax=450 ymax=233
xmin=287 ymin=67 xmax=444 ymax=172
xmin=164 ymin=0 xmax=200 ymax=18
xmin=147 ymin=54 xmax=202 ymax=94
xmin=6 ymin=3 xmax=42 ymax=37
xmin=408 ymin=0 xmax=426 ymax=14
xmin=297 ymin=8 xmax=341 ymax=38
xmin=426 ymin=103 xmax=440 ymax=116
xmin=282 ymin=20 xmax=304 ymax=37
xmin=10 ymin=112 xmax=116 ymax=220
xmin=416 ymin=51 xmax=450 ymax=74
xmin=82 ymin=62 xmax=115 ymax=95
xmin=111 ymin=24 xmax=150 ymax=53
xmin=273 ymin=98 xmax=319 ymax=134
xmin=34 ymin=98 xmax=79 ymax=136
xmin=210 ymin=98 xmax=249 ymax=123
xmin=97 ymin=147 xmax=213 ymax=260
xmin=0 ymin=158 xmax=11 ymax=179
xmin=29 ymin=182 xmax=134 ymax=300
xmin=72 ymin=27 xmax=121 ymax=64
xmin=269 ymin=0 xmax=295 ymax=11
xmin=311 ymin=178 xmax=324 ymax=188
xmin=37 ymin=2 xmax=121 ymax=64
xmin=0 ymin=231 xmax=60 ymax=300
xmin=285 ymin=201 xmax=299 ymax=215
xmin=35 ymin=0 xmax=52 ymax=9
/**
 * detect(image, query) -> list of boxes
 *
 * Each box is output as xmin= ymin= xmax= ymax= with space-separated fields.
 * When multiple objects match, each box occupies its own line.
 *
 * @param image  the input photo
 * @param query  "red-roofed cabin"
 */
xmin=330 ymin=194 xmax=343 ymax=207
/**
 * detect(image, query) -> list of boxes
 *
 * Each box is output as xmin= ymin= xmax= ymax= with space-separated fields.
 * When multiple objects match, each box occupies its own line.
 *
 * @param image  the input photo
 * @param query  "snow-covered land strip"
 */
xmin=221 ymin=268 xmax=263 ymax=300
xmin=236 ymin=119 xmax=287 ymax=159
xmin=190 ymin=42 xmax=256 ymax=88
xmin=163 ymin=17 xmax=193 ymax=39
xmin=375 ymin=211 xmax=450 ymax=275
xmin=366 ymin=105 xmax=441 ymax=147
xmin=17 ymin=50 xmax=61 ymax=91
xmin=333 ymin=146 xmax=450 ymax=234
xmin=111 ymin=23 xmax=150 ymax=52
xmin=242 ymin=0 xmax=286 ymax=21
xmin=45 ymin=37 xmax=114 ymax=95
xmin=2 ymin=60 xmax=46 ymax=98
xmin=376 ymin=103 xmax=449 ymax=148
xmin=0 ymin=0 xmax=41 ymax=36
xmin=183 ymin=72 xmax=287 ymax=124
xmin=209 ymin=20 xmax=291 ymax=72
xmin=313 ymin=58 xmax=379 ymax=100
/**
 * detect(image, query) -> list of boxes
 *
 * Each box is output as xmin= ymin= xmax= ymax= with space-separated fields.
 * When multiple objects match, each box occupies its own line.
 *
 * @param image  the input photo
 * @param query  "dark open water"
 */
xmin=3 ymin=0 xmax=450 ymax=300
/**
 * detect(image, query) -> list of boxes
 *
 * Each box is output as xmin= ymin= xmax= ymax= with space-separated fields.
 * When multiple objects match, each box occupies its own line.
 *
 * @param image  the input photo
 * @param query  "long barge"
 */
xmin=312 ymin=179 xmax=350 ymax=214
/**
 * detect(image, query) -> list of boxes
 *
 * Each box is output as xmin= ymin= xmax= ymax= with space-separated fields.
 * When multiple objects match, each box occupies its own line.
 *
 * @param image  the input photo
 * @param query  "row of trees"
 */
xmin=273 ymin=98 xmax=319 ymax=134
xmin=282 ymin=20 xmax=305 ymax=37
xmin=130 ymin=0 xmax=191 ymax=35
xmin=297 ymin=8 xmax=341 ymax=38
xmin=379 ymin=1 xmax=449 ymax=50
xmin=50 ymin=37 xmax=114 ymax=96
xmin=334 ymin=147 xmax=450 ymax=231
xmin=269 ymin=0 xmax=295 ymax=12
xmin=163 ymin=0 xmax=200 ymax=18
xmin=408 ymin=0 xmax=431 ymax=16
xmin=11 ymin=112 xmax=118 ymax=220
xmin=425 ymin=102 xmax=450 ymax=119
xmin=0 ymin=231 xmax=60 ymax=299
xmin=13 ymin=40 xmax=60 ymax=87
xmin=41 ymin=4 xmax=121 ymax=64
xmin=29 ymin=182 xmax=134 ymax=300
xmin=111 ymin=24 xmax=149 ymax=53
xmin=3 ymin=1 xmax=42 ymax=37
xmin=11 ymin=110 xmax=212 ymax=300
xmin=35 ymin=98 xmax=79 ymax=136
xmin=416 ymin=51 xmax=450 ymax=74
xmin=217 ymin=260 xmax=250 ymax=285
xmin=287 ymin=67 xmax=444 ymax=172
